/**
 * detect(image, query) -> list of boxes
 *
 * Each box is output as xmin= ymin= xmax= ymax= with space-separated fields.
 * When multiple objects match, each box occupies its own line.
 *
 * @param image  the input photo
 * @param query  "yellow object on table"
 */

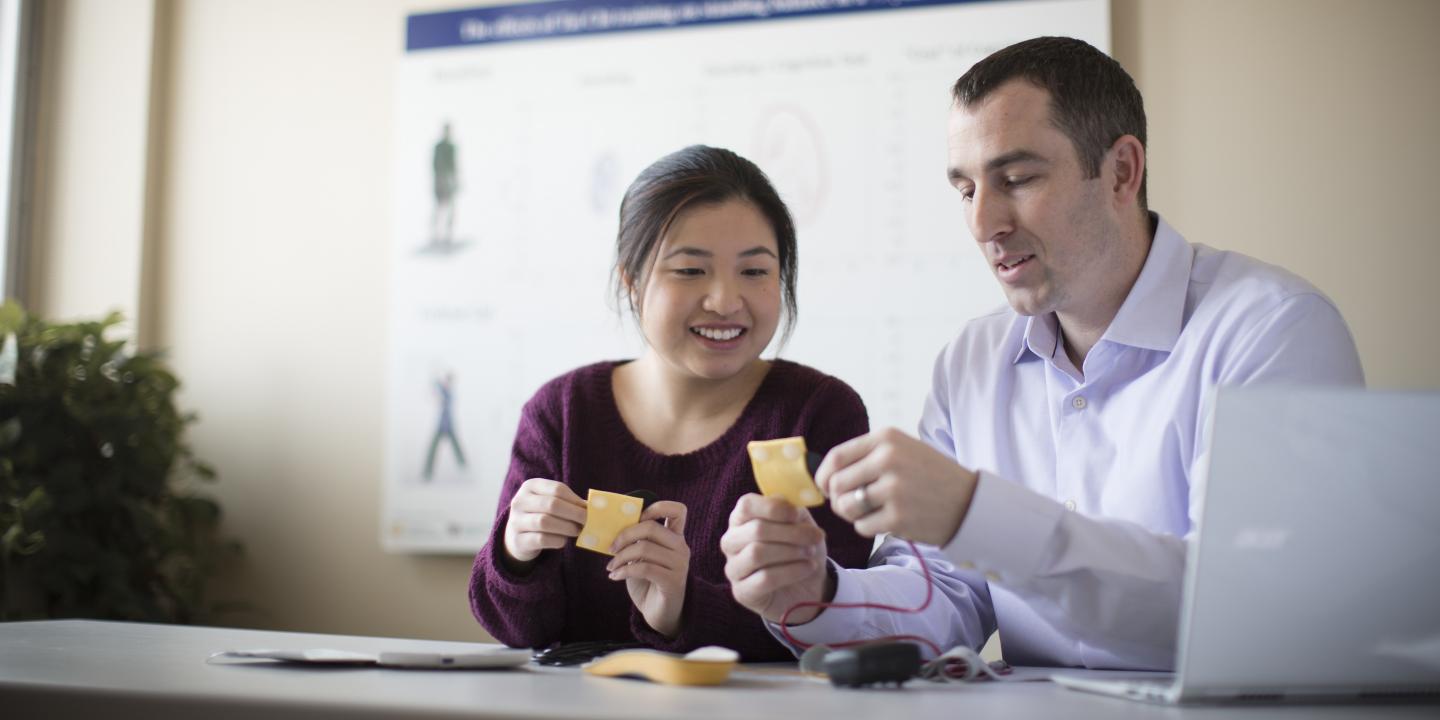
xmin=583 ymin=647 xmax=739 ymax=686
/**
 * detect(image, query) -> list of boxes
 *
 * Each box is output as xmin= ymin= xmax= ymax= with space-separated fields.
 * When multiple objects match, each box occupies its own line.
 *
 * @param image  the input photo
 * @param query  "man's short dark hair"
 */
xmin=953 ymin=36 xmax=1147 ymax=209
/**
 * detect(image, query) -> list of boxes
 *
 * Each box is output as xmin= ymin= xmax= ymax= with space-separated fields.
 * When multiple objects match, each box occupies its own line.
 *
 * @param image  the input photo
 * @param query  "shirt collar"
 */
xmin=1011 ymin=312 xmax=1057 ymax=364
xmin=1102 ymin=212 xmax=1191 ymax=353
xmin=1009 ymin=212 xmax=1191 ymax=364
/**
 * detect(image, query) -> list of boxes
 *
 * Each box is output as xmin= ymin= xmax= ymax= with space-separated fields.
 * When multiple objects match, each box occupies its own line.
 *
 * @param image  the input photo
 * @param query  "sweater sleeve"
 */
xmin=468 ymin=388 xmax=570 ymax=649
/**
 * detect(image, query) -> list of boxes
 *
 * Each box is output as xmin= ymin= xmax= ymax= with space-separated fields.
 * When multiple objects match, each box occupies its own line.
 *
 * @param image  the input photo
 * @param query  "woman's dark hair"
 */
xmin=613 ymin=145 xmax=799 ymax=345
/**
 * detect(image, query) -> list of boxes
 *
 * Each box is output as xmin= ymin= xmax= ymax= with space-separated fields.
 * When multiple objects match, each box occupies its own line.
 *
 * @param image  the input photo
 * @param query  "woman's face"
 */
xmin=633 ymin=199 xmax=782 ymax=383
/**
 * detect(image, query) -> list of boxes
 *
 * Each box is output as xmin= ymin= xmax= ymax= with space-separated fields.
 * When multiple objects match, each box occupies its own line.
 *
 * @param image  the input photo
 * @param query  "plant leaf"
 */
xmin=0 ymin=300 xmax=23 ymax=333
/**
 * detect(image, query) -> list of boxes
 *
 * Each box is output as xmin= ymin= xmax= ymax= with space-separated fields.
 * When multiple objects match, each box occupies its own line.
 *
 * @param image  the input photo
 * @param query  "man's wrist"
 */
xmin=945 ymin=467 xmax=981 ymax=544
xmin=775 ymin=560 xmax=840 ymax=628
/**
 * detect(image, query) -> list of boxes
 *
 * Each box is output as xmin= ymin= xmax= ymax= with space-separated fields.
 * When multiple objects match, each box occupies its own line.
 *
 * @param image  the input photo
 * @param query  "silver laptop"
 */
xmin=1055 ymin=386 xmax=1440 ymax=703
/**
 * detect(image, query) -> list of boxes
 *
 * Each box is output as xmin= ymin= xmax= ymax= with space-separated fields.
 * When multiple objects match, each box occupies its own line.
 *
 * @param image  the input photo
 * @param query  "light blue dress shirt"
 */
xmin=773 ymin=214 xmax=1364 ymax=669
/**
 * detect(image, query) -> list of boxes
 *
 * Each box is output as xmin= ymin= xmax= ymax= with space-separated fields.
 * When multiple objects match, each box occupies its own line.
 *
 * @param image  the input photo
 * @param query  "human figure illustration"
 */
xmin=423 ymin=372 xmax=467 ymax=480
xmin=431 ymin=123 xmax=459 ymax=246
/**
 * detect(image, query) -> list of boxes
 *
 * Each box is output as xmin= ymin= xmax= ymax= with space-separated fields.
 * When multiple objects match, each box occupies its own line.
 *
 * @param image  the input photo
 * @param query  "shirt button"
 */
xmin=958 ymin=561 xmax=976 ymax=570
xmin=1072 ymin=396 xmax=1088 ymax=410
xmin=984 ymin=571 xmax=1002 ymax=583
xmin=1064 ymin=499 xmax=1077 ymax=511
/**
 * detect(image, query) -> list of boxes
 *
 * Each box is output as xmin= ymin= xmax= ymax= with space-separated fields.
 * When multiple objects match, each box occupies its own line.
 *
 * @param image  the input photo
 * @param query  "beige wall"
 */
xmin=27 ymin=0 xmax=1440 ymax=642
xmin=30 ymin=0 xmax=158 ymax=337
xmin=1115 ymin=0 xmax=1440 ymax=389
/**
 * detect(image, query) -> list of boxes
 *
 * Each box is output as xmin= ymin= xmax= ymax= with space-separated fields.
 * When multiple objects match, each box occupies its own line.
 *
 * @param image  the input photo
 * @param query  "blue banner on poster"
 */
xmin=407 ymin=0 xmax=996 ymax=51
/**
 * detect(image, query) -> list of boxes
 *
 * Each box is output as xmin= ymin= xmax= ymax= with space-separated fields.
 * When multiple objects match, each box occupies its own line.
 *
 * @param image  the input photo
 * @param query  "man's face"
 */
xmin=946 ymin=80 xmax=1124 ymax=321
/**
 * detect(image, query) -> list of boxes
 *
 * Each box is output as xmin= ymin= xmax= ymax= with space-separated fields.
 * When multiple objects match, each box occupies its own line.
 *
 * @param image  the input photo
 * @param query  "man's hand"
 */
xmin=502 ymin=478 xmax=587 ymax=569
xmin=607 ymin=501 xmax=690 ymax=639
xmin=720 ymin=494 xmax=831 ymax=625
xmin=814 ymin=428 xmax=979 ymax=546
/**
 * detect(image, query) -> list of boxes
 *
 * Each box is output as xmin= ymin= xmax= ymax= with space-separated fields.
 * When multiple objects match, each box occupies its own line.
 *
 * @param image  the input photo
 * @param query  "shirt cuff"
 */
xmin=764 ymin=560 xmax=873 ymax=651
xmin=943 ymin=470 xmax=1065 ymax=583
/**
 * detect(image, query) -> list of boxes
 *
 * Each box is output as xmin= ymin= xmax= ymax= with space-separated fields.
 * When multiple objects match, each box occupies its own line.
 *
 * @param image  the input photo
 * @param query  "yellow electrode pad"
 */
xmin=575 ymin=489 xmax=642 ymax=555
xmin=747 ymin=437 xmax=824 ymax=508
xmin=584 ymin=647 xmax=739 ymax=686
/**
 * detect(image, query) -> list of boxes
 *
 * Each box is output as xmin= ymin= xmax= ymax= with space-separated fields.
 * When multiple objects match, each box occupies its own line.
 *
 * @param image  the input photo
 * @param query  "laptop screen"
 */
xmin=1174 ymin=387 xmax=1440 ymax=698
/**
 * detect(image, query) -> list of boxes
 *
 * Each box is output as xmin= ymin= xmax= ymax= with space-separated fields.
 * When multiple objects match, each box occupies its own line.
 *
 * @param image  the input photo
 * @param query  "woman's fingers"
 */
xmin=641 ymin=500 xmax=687 ymax=536
xmin=607 ymin=559 xmax=677 ymax=585
xmin=514 ymin=530 xmax=570 ymax=551
xmin=514 ymin=510 xmax=583 ymax=537
xmin=521 ymin=478 xmax=587 ymax=506
xmin=606 ymin=538 xmax=680 ymax=574
xmin=611 ymin=515 xmax=688 ymax=555
xmin=512 ymin=485 xmax=588 ymax=526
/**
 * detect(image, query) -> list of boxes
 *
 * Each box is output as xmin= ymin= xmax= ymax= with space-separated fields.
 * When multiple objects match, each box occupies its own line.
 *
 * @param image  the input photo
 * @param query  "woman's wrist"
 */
xmin=651 ymin=615 xmax=680 ymax=639
xmin=645 ymin=589 xmax=686 ymax=639
xmin=498 ymin=541 xmax=538 ymax=575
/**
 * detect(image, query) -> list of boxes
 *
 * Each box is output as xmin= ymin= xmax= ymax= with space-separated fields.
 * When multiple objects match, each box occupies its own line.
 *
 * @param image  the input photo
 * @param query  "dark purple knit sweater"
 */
xmin=468 ymin=359 xmax=871 ymax=661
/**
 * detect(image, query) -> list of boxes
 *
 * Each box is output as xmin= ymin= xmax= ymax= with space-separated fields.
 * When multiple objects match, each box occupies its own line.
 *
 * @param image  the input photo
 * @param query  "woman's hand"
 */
xmin=606 ymin=501 xmax=690 ymax=638
xmin=501 ymin=478 xmax=587 ymax=570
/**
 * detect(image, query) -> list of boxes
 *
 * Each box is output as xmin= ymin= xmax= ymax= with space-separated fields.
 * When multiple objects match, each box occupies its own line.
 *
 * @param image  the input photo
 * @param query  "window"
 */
xmin=0 ymin=0 xmax=37 ymax=302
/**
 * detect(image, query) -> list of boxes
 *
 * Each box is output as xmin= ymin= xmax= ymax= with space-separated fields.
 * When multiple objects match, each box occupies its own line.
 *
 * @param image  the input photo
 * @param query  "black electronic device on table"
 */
xmin=823 ymin=641 xmax=923 ymax=688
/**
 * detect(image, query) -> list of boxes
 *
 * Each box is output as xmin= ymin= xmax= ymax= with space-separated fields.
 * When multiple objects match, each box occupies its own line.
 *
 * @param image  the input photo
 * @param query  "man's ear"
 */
xmin=1106 ymin=134 xmax=1146 ymax=210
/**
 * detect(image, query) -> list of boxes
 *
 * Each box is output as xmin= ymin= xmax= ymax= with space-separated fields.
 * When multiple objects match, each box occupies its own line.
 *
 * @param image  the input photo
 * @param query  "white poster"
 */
xmin=385 ymin=0 xmax=1109 ymax=553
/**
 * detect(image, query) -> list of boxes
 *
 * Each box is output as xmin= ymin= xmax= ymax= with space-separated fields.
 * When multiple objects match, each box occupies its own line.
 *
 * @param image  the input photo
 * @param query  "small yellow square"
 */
xmin=575 ymin=489 xmax=643 ymax=556
xmin=747 ymin=437 xmax=824 ymax=508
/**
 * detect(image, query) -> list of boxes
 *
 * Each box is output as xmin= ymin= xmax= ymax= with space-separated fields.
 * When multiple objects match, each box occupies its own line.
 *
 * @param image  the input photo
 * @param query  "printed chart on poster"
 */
xmin=385 ymin=0 xmax=1109 ymax=553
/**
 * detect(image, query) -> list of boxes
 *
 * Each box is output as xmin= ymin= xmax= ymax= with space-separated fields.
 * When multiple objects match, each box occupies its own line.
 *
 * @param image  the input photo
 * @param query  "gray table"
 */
xmin=1 ymin=620 xmax=1431 ymax=719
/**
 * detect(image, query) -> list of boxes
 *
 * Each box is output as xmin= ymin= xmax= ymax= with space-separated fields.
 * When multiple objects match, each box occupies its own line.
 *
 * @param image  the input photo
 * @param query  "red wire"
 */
xmin=776 ymin=538 xmax=943 ymax=658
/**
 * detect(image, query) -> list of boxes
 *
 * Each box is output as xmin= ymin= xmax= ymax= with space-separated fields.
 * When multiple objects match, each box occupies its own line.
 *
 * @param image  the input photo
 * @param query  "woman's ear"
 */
xmin=620 ymin=267 xmax=642 ymax=312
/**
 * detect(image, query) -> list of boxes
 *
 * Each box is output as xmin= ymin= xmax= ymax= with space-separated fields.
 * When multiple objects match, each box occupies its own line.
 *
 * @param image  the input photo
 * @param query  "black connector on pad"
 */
xmin=623 ymin=489 xmax=658 ymax=510
xmin=805 ymin=450 xmax=823 ymax=477
xmin=823 ymin=641 xmax=922 ymax=688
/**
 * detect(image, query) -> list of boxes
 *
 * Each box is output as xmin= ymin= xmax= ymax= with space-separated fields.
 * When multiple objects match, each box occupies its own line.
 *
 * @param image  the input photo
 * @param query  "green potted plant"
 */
xmin=0 ymin=301 xmax=238 ymax=623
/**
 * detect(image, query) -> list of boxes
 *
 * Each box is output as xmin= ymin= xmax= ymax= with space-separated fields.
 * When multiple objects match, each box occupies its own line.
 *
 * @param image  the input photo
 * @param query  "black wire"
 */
xmin=532 ymin=640 xmax=646 ymax=666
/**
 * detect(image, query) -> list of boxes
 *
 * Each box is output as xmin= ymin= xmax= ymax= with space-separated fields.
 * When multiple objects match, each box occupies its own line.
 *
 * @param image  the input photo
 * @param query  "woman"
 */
xmin=468 ymin=145 xmax=870 ymax=661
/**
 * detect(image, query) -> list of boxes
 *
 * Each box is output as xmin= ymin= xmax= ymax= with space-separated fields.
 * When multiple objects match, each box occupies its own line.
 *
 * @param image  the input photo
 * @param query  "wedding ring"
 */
xmin=852 ymin=484 xmax=875 ymax=516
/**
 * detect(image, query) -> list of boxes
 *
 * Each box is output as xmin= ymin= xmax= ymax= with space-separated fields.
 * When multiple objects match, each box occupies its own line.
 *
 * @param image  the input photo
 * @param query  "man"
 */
xmin=432 ymin=122 xmax=459 ymax=245
xmin=720 ymin=37 xmax=1363 ymax=670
